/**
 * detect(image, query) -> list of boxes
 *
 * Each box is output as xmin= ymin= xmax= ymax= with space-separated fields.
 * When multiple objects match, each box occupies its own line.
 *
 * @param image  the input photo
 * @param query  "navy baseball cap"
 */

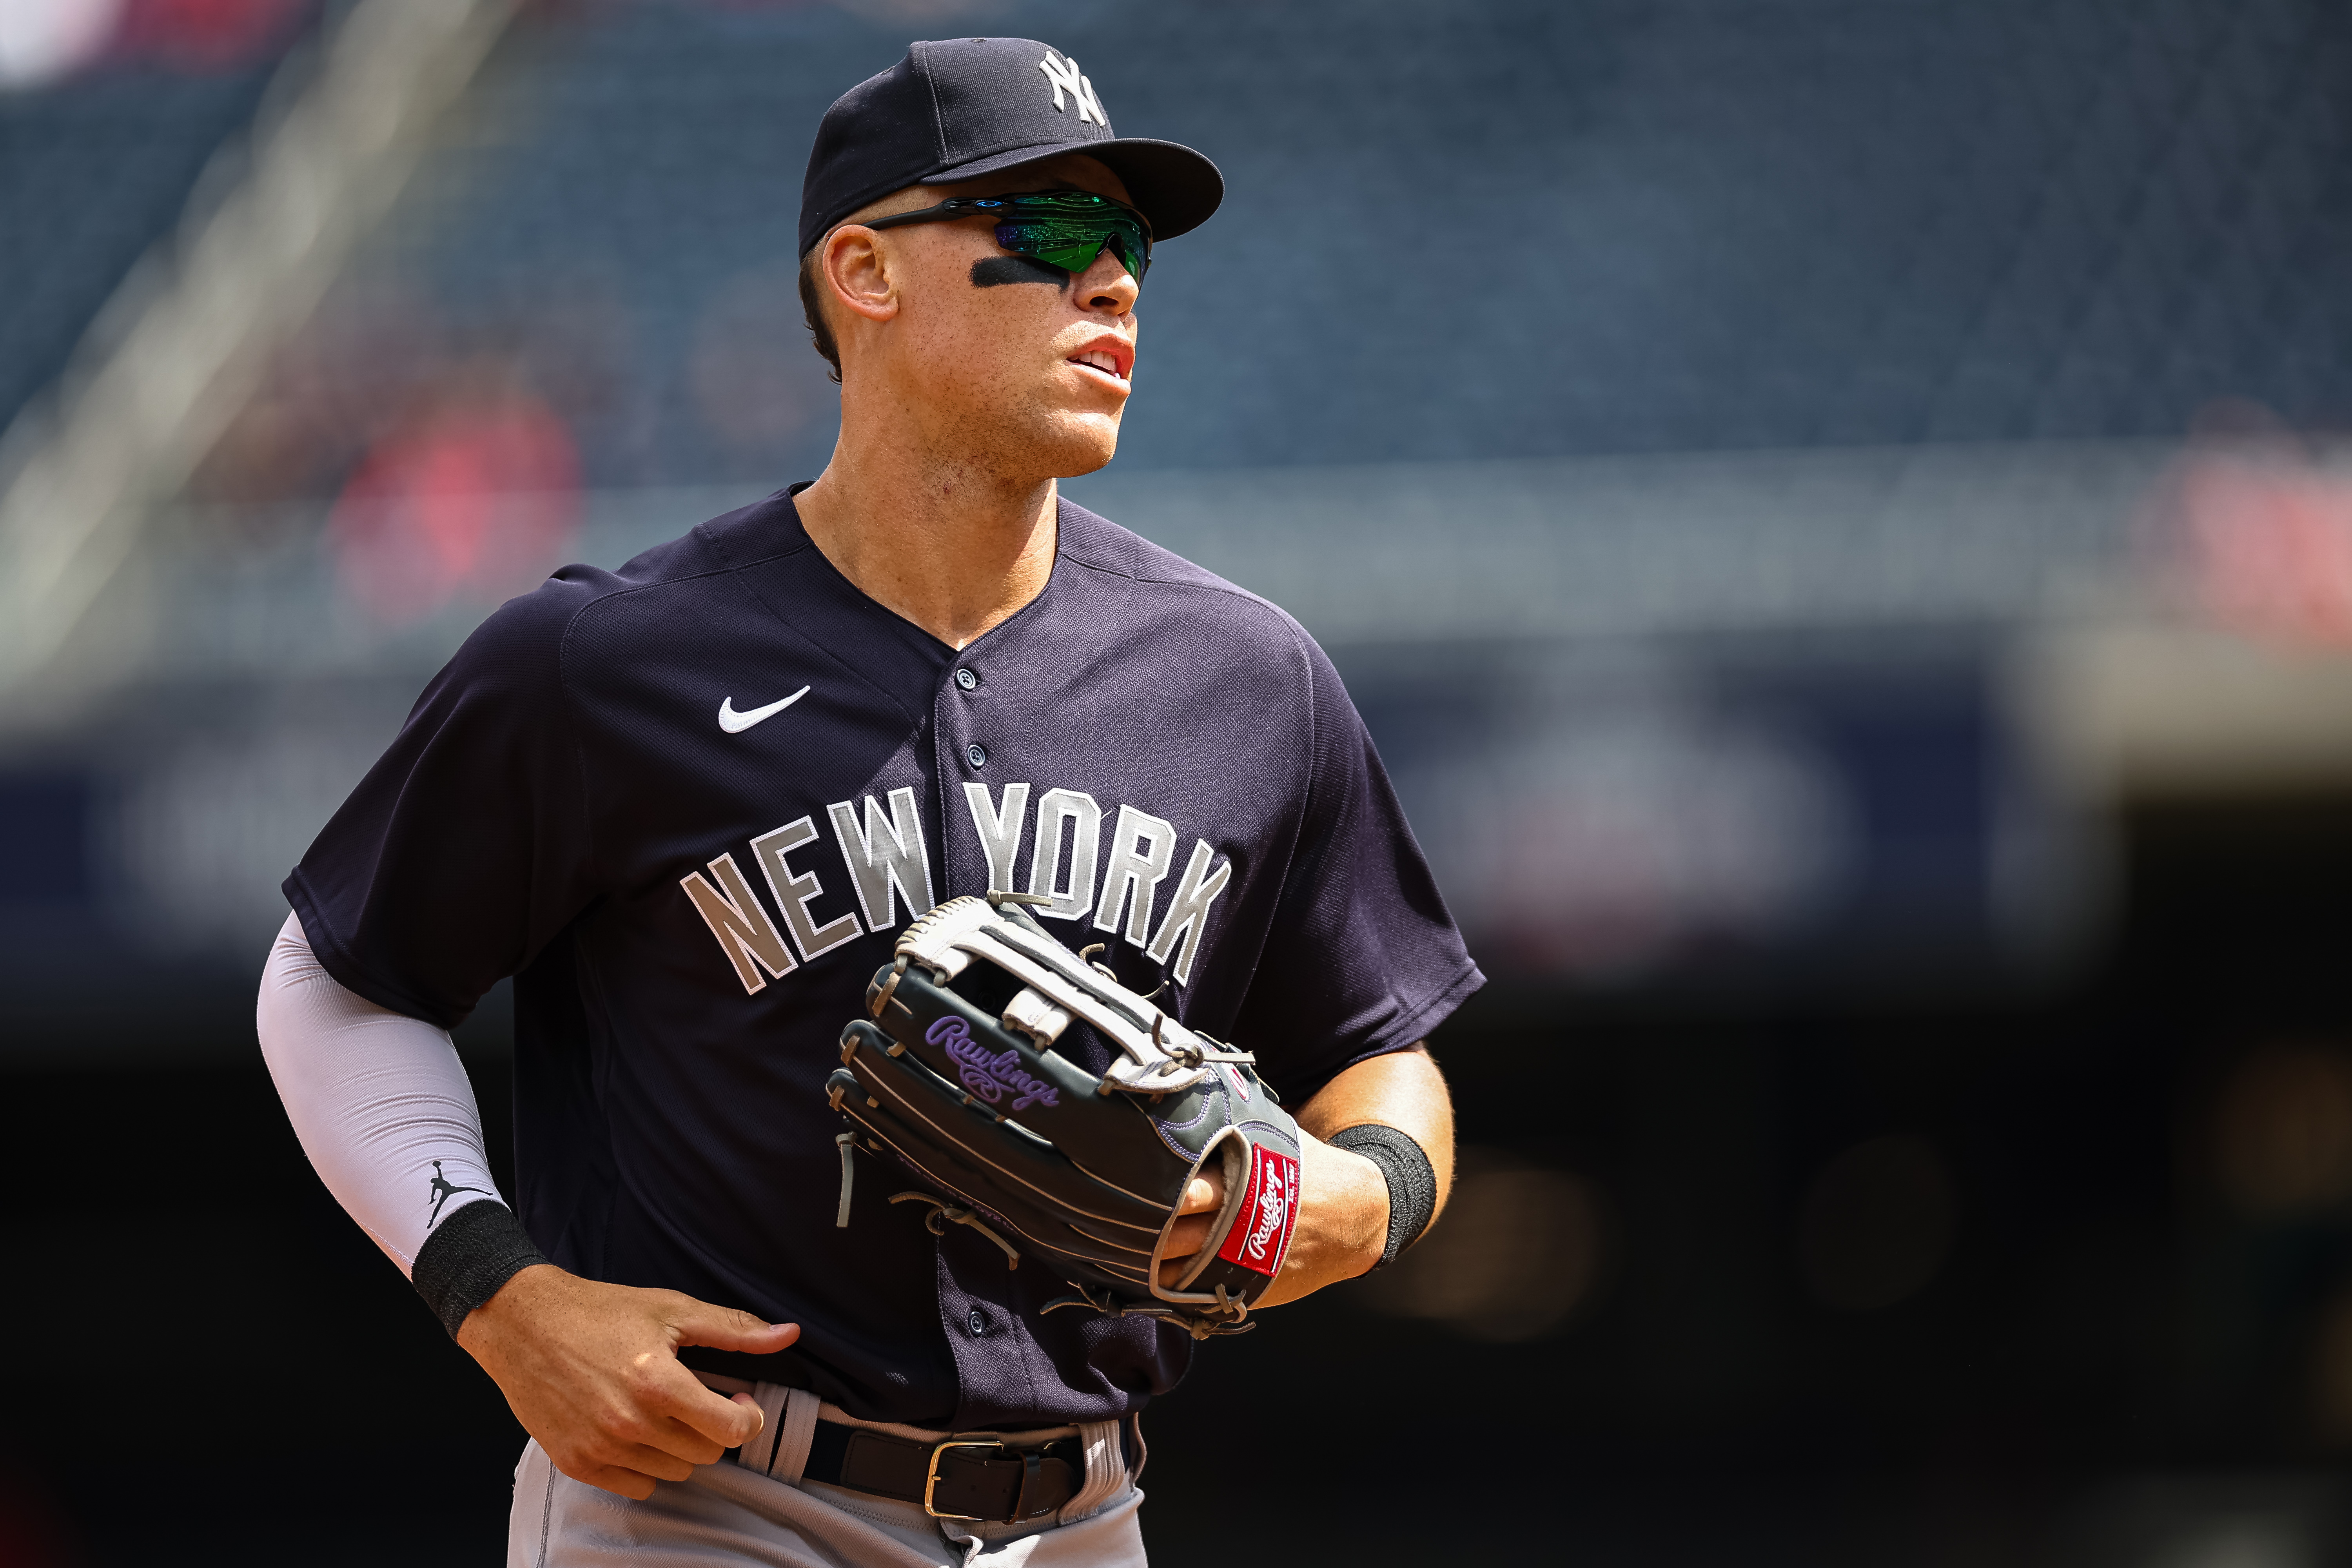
xmin=798 ymin=38 xmax=1223 ymax=258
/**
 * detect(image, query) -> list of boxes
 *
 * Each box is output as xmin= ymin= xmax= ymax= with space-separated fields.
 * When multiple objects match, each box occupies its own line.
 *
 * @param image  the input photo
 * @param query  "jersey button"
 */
xmin=967 ymin=1306 xmax=991 ymax=1338
xmin=954 ymin=666 xmax=979 ymax=691
xmin=966 ymin=742 xmax=987 ymax=769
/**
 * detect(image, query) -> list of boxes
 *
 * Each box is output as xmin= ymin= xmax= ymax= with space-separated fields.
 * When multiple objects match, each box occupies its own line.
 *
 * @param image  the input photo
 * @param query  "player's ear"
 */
xmin=822 ymin=226 xmax=900 ymax=326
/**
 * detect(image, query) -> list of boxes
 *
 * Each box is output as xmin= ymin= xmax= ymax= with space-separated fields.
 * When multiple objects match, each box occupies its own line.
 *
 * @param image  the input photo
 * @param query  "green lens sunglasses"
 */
xmin=863 ymin=189 xmax=1153 ymax=282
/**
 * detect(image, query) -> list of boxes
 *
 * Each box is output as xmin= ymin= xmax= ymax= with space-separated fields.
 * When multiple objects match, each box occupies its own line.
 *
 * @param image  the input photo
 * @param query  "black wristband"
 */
xmin=410 ymin=1199 xmax=547 ymax=1338
xmin=1327 ymin=1123 xmax=1438 ymax=1269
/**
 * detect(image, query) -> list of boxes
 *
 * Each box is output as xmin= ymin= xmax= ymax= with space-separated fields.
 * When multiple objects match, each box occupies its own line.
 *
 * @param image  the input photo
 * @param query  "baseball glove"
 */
xmin=826 ymin=892 xmax=1303 ymax=1338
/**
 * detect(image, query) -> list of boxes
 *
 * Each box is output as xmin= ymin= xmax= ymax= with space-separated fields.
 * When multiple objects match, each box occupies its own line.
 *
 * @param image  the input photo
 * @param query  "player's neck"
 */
xmin=793 ymin=438 xmax=1059 ymax=652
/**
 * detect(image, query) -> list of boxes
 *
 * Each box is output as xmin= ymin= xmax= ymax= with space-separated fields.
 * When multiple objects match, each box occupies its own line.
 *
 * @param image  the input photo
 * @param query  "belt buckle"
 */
xmin=923 ymin=1437 xmax=1007 ymax=1521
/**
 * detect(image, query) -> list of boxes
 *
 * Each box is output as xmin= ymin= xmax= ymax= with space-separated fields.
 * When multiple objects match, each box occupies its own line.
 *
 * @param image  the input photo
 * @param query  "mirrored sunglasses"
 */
xmin=863 ymin=190 xmax=1153 ymax=282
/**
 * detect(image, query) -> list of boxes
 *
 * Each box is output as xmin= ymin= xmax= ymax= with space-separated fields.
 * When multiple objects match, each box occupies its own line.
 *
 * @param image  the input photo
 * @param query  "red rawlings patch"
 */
xmin=1215 ymin=1146 xmax=1301 ymax=1278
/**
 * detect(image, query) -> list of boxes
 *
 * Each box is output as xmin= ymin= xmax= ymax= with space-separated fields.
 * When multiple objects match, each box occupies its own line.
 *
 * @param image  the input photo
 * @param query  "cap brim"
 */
xmin=928 ymin=137 xmax=1223 ymax=240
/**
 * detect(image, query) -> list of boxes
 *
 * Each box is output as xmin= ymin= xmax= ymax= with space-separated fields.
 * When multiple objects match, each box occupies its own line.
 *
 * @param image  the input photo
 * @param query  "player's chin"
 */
xmin=1034 ymin=410 xmax=1123 ymax=477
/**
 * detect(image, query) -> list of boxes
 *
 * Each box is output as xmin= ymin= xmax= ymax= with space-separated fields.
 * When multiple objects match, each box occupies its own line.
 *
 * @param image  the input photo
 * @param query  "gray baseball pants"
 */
xmin=506 ymin=1383 xmax=1146 ymax=1567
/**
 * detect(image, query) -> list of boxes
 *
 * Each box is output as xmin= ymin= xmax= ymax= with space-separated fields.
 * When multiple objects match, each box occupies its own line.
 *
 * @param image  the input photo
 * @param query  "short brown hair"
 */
xmin=798 ymin=250 xmax=842 ymax=385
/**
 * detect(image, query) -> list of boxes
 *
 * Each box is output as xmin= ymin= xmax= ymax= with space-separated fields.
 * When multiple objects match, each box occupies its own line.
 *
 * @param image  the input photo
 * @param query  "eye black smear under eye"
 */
xmin=970 ymin=256 xmax=1069 ymax=289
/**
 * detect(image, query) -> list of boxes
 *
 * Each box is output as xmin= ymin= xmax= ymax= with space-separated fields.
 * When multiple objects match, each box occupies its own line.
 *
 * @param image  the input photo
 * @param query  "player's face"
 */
xmin=830 ymin=156 xmax=1142 ymax=481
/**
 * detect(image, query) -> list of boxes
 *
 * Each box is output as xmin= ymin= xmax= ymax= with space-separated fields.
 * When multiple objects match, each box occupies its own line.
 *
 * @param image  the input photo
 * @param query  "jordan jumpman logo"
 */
xmin=427 ymin=1160 xmax=490 ymax=1227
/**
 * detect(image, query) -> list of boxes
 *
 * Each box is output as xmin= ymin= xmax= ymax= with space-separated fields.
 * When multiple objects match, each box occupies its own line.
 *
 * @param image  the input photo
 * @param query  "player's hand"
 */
xmin=456 ymin=1264 xmax=800 ymax=1501
xmin=1155 ymin=1134 xmax=1388 ymax=1306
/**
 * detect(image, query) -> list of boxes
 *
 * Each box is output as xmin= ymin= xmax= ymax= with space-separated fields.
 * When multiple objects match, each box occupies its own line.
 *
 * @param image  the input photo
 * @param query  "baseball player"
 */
xmin=257 ymin=37 xmax=1480 ymax=1566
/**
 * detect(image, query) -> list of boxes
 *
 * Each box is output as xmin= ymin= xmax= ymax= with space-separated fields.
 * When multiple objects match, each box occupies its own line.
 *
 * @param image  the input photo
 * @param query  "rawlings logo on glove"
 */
xmin=928 ymin=1016 xmax=1061 ymax=1111
xmin=1221 ymin=1146 xmax=1301 ymax=1276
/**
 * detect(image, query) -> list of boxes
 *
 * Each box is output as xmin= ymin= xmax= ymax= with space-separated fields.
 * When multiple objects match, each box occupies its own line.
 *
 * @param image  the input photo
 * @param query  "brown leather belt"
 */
xmin=768 ymin=1420 xmax=1086 ymax=1524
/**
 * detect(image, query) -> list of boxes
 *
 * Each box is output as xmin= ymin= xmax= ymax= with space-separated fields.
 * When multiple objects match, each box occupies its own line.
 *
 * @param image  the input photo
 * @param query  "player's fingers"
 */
xmin=1160 ymin=1211 xmax=1215 ymax=1259
xmin=1176 ymin=1172 xmax=1222 ymax=1214
xmin=568 ymin=1418 xmax=708 ymax=1483
xmin=644 ymin=1364 xmax=767 ymax=1451
xmin=1156 ymin=1249 xmax=1214 ymax=1287
xmin=703 ymin=1392 xmax=766 ymax=1451
xmin=668 ymin=1298 xmax=802 ymax=1357
xmin=638 ymin=1411 xmax=739 ymax=1468
xmin=596 ymin=1364 xmax=746 ymax=1466
xmin=572 ymin=1464 xmax=660 ymax=1502
xmin=613 ymin=1441 xmax=700 ymax=1485
xmin=555 ymin=1447 xmax=689 ymax=1499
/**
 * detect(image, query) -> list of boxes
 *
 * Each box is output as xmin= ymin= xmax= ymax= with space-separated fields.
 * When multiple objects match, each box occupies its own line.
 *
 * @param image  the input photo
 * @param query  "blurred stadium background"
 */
xmin=7 ymin=0 xmax=2352 ymax=1561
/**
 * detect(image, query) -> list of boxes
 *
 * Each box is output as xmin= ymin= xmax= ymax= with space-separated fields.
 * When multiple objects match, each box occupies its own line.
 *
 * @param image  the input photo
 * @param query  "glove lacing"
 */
xmin=889 ymin=1191 xmax=1023 ymax=1268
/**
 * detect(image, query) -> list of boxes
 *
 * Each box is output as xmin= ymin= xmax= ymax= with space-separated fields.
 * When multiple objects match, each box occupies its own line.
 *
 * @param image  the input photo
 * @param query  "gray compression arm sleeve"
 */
xmin=256 ymin=912 xmax=544 ymax=1332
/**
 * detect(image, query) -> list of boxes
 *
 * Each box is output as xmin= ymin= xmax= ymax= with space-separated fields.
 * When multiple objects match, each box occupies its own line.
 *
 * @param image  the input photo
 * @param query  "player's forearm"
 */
xmin=1299 ymin=1044 xmax=1455 ymax=1223
xmin=1258 ymin=1045 xmax=1455 ymax=1307
xmin=255 ymin=911 xmax=507 ymax=1274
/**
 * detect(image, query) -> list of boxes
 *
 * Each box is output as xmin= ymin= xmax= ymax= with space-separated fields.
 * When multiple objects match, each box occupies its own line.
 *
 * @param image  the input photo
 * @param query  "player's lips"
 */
xmin=1066 ymin=338 xmax=1133 ymax=385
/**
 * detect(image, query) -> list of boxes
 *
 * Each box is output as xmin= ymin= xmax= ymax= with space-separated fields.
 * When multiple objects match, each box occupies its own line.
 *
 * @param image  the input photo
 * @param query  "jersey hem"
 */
xmin=1383 ymin=955 xmax=1487 ymax=1051
xmin=281 ymin=873 xmax=470 ymax=1030
xmin=1318 ymin=955 xmax=1487 ymax=1089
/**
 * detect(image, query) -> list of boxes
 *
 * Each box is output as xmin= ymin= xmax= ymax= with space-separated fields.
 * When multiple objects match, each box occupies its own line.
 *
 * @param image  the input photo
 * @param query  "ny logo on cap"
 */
xmin=1038 ymin=51 xmax=1107 ymax=127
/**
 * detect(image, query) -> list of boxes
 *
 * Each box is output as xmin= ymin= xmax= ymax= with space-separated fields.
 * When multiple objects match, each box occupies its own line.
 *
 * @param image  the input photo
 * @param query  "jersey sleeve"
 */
xmin=1233 ymin=632 xmax=1484 ymax=1102
xmin=283 ymin=577 xmax=601 ymax=1029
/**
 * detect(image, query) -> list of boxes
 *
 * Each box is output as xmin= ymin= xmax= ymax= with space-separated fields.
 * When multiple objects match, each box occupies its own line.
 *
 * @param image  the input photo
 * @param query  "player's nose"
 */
xmin=1075 ymin=248 xmax=1139 ymax=316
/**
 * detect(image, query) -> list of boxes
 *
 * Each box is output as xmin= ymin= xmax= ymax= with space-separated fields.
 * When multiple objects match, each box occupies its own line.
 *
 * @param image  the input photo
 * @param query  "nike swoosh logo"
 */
xmin=718 ymin=686 xmax=810 ymax=733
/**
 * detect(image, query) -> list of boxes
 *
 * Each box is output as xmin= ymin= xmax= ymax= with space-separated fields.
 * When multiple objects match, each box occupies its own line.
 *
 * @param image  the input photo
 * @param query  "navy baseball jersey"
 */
xmin=286 ymin=486 xmax=1481 ymax=1429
